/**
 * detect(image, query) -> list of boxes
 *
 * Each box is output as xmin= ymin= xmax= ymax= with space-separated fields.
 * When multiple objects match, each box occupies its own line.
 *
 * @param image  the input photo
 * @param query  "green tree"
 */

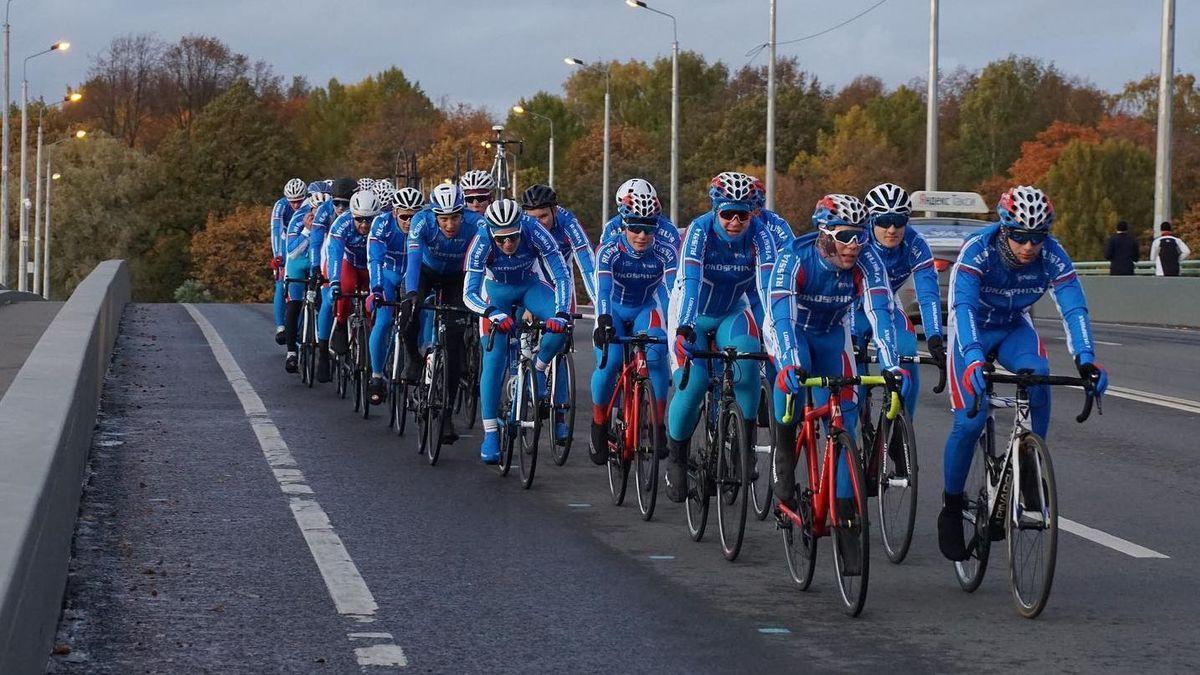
xmin=790 ymin=106 xmax=902 ymax=209
xmin=1043 ymin=138 xmax=1153 ymax=259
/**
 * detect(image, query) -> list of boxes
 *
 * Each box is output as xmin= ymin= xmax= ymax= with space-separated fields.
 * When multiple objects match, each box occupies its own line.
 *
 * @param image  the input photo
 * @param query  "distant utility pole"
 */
xmin=925 ymin=0 xmax=939 ymax=214
xmin=1154 ymin=0 xmax=1175 ymax=237
xmin=765 ymin=0 xmax=777 ymax=210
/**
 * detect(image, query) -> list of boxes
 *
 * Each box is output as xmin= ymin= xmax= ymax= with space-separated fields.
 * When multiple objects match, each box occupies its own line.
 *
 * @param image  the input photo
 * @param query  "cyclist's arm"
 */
xmin=529 ymin=221 xmax=573 ymax=313
xmin=950 ymin=240 xmax=987 ymax=359
xmin=560 ymin=208 xmax=598 ymax=306
xmin=270 ymin=200 xmax=286 ymax=258
xmin=594 ymin=242 xmax=616 ymax=317
xmin=752 ymin=220 xmax=777 ymax=310
xmin=909 ymin=233 xmax=944 ymax=338
xmin=1044 ymin=239 xmax=1096 ymax=359
xmin=656 ymin=238 xmax=679 ymax=291
xmin=308 ymin=225 xmax=326 ymax=275
xmin=462 ymin=233 xmax=491 ymax=315
xmin=766 ymin=252 xmax=803 ymax=369
xmin=676 ymin=220 xmax=707 ymax=328
xmin=325 ymin=227 xmax=346 ymax=285
xmin=366 ymin=224 xmax=386 ymax=291
xmin=286 ymin=217 xmax=309 ymax=261
xmin=658 ymin=214 xmax=681 ymax=250
xmin=404 ymin=215 xmax=427 ymax=292
xmin=856 ymin=247 xmax=900 ymax=370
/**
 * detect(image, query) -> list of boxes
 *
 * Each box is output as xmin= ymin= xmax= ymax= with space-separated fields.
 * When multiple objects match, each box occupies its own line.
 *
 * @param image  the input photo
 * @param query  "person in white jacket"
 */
xmin=1150 ymin=221 xmax=1191 ymax=277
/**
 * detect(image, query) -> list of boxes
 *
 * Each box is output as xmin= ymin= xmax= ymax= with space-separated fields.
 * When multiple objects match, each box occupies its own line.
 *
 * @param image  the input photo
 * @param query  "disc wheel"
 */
xmin=516 ymin=366 xmax=541 ymax=488
xmin=633 ymin=380 xmax=660 ymax=521
xmin=830 ymin=430 xmax=870 ymax=617
xmin=877 ymin=411 xmax=918 ymax=564
xmin=781 ymin=432 xmax=817 ymax=590
xmin=716 ymin=406 xmax=750 ymax=561
xmin=1007 ymin=433 xmax=1057 ymax=619
xmin=550 ymin=354 xmax=576 ymax=467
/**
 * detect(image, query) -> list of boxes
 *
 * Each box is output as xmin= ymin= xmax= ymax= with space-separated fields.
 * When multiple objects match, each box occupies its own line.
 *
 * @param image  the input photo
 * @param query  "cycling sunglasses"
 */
xmin=353 ymin=216 xmax=372 ymax=224
xmin=624 ymin=224 xmax=656 ymax=236
xmin=825 ymin=227 xmax=866 ymax=245
xmin=872 ymin=214 xmax=908 ymax=230
xmin=718 ymin=210 xmax=750 ymax=222
xmin=332 ymin=198 xmax=351 ymax=208
xmin=1008 ymin=229 xmax=1048 ymax=245
xmin=395 ymin=212 xmax=415 ymax=221
xmin=492 ymin=231 xmax=521 ymax=244
xmin=465 ymin=195 xmax=492 ymax=204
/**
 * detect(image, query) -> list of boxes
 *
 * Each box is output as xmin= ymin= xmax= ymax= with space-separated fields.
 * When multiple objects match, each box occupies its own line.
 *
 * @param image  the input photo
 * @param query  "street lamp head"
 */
xmin=67 ymin=91 xmax=82 ymax=103
xmin=565 ymin=57 xmax=584 ymax=66
xmin=52 ymin=41 xmax=69 ymax=51
xmin=512 ymin=105 xmax=525 ymax=114
xmin=626 ymin=0 xmax=647 ymax=8
xmin=74 ymin=129 xmax=86 ymax=139
xmin=52 ymin=173 xmax=61 ymax=181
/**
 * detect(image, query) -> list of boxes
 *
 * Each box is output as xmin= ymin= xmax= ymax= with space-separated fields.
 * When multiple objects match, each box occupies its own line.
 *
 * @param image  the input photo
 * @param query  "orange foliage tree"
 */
xmin=191 ymin=205 xmax=274 ymax=302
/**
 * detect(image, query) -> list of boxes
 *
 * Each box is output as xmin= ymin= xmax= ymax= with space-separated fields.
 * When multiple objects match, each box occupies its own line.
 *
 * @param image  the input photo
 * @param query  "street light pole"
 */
xmin=603 ymin=72 xmax=611 ymax=224
xmin=925 ymin=0 xmax=939 ymax=216
xmin=32 ymin=116 xmax=40 ymax=293
xmin=765 ymin=0 xmax=777 ymax=210
xmin=2 ymin=0 xmax=13 ymax=286
xmin=627 ymin=0 xmax=679 ymax=224
xmin=43 ymin=157 xmax=52 ymax=297
xmin=1154 ymin=0 xmax=1175 ymax=237
xmin=18 ymin=42 xmax=66 ymax=291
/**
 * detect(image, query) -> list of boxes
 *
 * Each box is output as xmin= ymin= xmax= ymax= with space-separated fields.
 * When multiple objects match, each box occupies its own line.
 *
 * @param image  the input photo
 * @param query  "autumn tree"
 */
xmin=790 ymin=106 xmax=902 ymax=210
xmin=191 ymin=205 xmax=273 ymax=302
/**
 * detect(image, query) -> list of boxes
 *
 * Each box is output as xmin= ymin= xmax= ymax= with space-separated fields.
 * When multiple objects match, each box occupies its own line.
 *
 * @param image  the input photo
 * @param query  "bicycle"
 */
xmin=752 ymin=376 xmax=777 ymax=522
xmin=486 ymin=124 xmax=523 ymax=201
xmin=596 ymin=331 xmax=666 ymax=521
xmin=334 ymin=292 xmax=371 ymax=414
xmin=456 ymin=329 xmax=482 ymax=429
xmin=679 ymin=347 xmax=772 ymax=561
xmin=777 ymin=374 xmax=898 ymax=617
xmin=373 ymin=299 xmax=409 ymax=431
xmin=413 ymin=295 xmax=474 ymax=466
xmin=954 ymin=364 xmax=1099 ymax=619
xmin=285 ymin=274 xmax=324 ymax=388
xmin=548 ymin=329 xmax=577 ymax=467
xmin=855 ymin=349 xmax=946 ymax=564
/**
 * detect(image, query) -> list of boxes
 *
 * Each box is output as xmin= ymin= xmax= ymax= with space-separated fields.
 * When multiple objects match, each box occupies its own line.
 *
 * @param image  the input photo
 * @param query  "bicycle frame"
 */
xmin=599 ymin=335 xmax=659 ymax=460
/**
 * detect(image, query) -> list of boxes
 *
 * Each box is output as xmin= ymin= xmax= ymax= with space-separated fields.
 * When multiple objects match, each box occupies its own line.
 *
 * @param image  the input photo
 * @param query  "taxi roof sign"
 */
xmin=911 ymin=190 xmax=989 ymax=214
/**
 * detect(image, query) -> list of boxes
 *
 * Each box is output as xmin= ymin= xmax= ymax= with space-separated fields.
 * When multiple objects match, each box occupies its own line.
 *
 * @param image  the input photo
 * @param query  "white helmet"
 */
xmin=308 ymin=191 xmax=330 ymax=209
xmin=284 ymin=178 xmax=307 ymax=200
xmin=429 ymin=183 xmax=465 ymax=214
xmin=349 ymin=190 xmax=382 ymax=218
xmin=356 ymin=177 xmax=374 ymax=191
xmin=376 ymin=186 xmax=397 ymax=210
xmin=615 ymin=178 xmax=661 ymax=220
xmin=484 ymin=198 xmax=523 ymax=235
xmin=460 ymin=169 xmax=496 ymax=194
xmin=394 ymin=187 xmax=425 ymax=211
xmin=864 ymin=183 xmax=912 ymax=218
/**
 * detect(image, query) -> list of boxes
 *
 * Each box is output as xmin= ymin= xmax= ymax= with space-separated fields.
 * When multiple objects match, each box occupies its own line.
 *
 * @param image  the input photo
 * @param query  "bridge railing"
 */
xmin=1075 ymin=260 xmax=1200 ymax=277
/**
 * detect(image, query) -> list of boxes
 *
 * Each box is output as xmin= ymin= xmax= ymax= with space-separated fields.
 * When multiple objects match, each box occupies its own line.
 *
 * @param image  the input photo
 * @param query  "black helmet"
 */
xmin=521 ymin=184 xmax=557 ymax=210
xmin=331 ymin=177 xmax=357 ymax=200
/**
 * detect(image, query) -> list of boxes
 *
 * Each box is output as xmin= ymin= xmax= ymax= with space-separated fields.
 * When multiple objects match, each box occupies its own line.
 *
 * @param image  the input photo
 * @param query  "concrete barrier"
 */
xmin=0 ymin=260 xmax=130 ymax=672
xmin=1031 ymin=275 xmax=1200 ymax=328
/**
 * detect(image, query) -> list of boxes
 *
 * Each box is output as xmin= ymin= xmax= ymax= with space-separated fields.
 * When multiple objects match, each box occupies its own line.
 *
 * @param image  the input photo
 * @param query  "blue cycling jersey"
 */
xmin=405 ymin=209 xmax=484 ymax=289
xmin=538 ymin=205 xmax=598 ymax=305
xmin=308 ymin=200 xmax=338 ymax=274
xmin=862 ymin=225 xmax=943 ymax=338
xmin=463 ymin=215 xmax=572 ymax=316
xmin=951 ymin=223 xmax=1095 ymax=360
xmin=674 ymin=211 xmax=776 ymax=328
xmin=324 ymin=212 xmax=368 ymax=284
xmin=271 ymin=198 xmax=295 ymax=258
xmin=595 ymin=237 xmax=678 ymax=316
xmin=758 ymin=208 xmax=796 ymax=252
xmin=767 ymin=232 xmax=900 ymax=370
xmin=600 ymin=214 xmax=681 ymax=250
xmin=284 ymin=204 xmax=314 ymax=263
xmin=366 ymin=211 xmax=409 ymax=291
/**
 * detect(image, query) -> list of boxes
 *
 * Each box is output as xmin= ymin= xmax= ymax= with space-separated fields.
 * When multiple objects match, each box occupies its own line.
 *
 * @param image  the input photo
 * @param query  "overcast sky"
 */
xmin=16 ymin=1 xmax=1200 ymax=113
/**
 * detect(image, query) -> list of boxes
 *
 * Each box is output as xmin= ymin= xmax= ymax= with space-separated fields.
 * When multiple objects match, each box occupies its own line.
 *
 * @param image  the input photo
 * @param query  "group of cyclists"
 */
xmin=267 ymin=166 xmax=1110 ymax=596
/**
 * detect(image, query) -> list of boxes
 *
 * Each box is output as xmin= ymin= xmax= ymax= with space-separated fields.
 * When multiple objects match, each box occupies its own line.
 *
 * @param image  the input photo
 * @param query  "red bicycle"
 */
xmin=776 ymin=374 xmax=899 ymax=617
xmin=596 ymin=332 xmax=665 ymax=520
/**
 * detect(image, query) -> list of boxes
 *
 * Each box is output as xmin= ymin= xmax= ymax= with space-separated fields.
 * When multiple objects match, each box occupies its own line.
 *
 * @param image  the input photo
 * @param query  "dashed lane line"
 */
xmin=184 ymin=304 xmax=408 ymax=669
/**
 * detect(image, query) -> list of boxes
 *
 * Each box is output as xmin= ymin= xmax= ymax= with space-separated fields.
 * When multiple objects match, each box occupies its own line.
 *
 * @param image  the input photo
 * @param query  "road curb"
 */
xmin=0 ymin=260 xmax=130 ymax=672
xmin=0 ymin=289 xmax=44 ymax=305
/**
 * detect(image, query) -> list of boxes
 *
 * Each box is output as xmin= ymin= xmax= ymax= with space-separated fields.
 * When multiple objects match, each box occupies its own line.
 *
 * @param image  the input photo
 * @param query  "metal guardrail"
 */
xmin=1075 ymin=260 xmax=1200 ymax=277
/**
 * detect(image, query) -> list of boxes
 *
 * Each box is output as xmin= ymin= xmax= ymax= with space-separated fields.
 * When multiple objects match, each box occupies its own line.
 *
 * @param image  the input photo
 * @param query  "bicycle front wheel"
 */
xmin=830 ymin=430 xmax=870 ymax=617
xmin=606 ymin=408 xmax=630 ymax=506
xmin=633 ymin=379 xmax=660 ymax=521
xmin=425 ymin=349 xmax=447 ymax=466
xmin=751 ymin=382 xmax=775 ymax=521
xmin=716 ymin=404 xmax=750 ymax=561
xmin=550 ymin=353 xmax=576 ymax=466
xmin=335 ymin=352 xmax=349 ymax=399
xmin=877 ymin=411 xmax=918 ymax=564
xmin=1007 ymin=433 xmax=1057 ymax=619
xmin=302 ymin=306 xmax=317 ymax=388
xmin=463 ymin=332 xmax=481 ymax=429
xmin=782 ymin=431 xmax=817 ymax=590
xmin=955 ymin=432 xmax=993 ymax=592
xmin=685 ymin=407 xmax=712 ymax=542
xmin=517 ymin=366 xmax=541 ymax=489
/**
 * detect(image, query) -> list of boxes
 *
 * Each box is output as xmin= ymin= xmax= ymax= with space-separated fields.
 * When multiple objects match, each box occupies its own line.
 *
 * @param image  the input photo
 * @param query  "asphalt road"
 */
xmin=47 ymin=303 xmax=1200 ymax=673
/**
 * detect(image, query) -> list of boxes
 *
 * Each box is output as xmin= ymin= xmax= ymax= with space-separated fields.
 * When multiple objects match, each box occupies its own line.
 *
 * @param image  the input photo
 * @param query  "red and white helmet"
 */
xmin=997 ymin=185 xmax=1054 ymax=232
xmin=615 ymin=178 xmax=661 ymax=220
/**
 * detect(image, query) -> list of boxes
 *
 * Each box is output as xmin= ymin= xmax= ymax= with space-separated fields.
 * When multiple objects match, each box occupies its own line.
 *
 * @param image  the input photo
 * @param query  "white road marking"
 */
xmin=1051 ymin=336 xmax=1122 ymax=346
xmin=1060 ymin=518 xmax=1169 ymax=559
xmin=1102 ymin=386 xmax=1200 ymax=416
xmin=184 ymin=304 xmax=408 ymax=668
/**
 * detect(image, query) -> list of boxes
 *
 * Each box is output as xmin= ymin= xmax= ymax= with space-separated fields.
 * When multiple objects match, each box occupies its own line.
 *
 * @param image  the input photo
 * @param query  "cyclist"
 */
xmin=272 ymin=178 xmax=308 ymax=344
xmin=767 ymin=194 xmax=909 ymax=574
xmin=463 ymin=199 xmax=574 ymax=464
xmin=664 ymin=171 xmax=777 ymax=503
xmin=938 ymin=186 xmax=1108 ymax=561
xmin=322 ymin=189 xmax=382 ymax=374
xmin=748 ymin=174 xmax=795 ymax=252
xmin=460 ymin=169 xmax=495 ymax=214
xmin=852 ymin=183 xmax=945 ymax=423
xmin=310 ymin=180 xmax=357 ymax=383
xmin=590 ymin=187 xmax=677 ymax=465
xmin=282 ymin=190 xmax=329 ymax=373
xmin=366 ymin=187 xmax=426 ymax=403
xmin=398 ymin=182 xmax=484 ymax=443
xmin=600 ymin=178 xmax=680 ymax=250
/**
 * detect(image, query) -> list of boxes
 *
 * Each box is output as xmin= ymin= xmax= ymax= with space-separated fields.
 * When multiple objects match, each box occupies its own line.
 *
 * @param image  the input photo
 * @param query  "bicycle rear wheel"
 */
xmin=955 ymin=432 xmax=993 ymax=592
xmin=303 ymin=306 xmax=317 ymax=388
xmin=517 ymin=366 xmax=541 ymax=489
xmin=497 ymin=374 xmax=515 ymax=476
xmin=716 ymin=405 xmax=750 ymax=561
xmin=633 ymin=380 xmax=659 ymax=520
xmin=335 ymin=351 xmax=349 ymax=399
xmin=782 ymin=432 xmax=817 ymax=590
xmin=463 ymin=332 xmax=481 ymax=429
xmin=606 ymin=409 xmax=630 ymax=506
xmin=685 ymin=403 xmax=712 ymax=542
xmin=550 ymin=353 xmax=576 ymax=466
xmin=425 ymin=349 xmax=447 ymax=466
xmin=830 ymin=430 xmax=870 ymax=617
xmin=877 ymin=411 xmax=918 ymax=564
xmin=1007 ymin=433 xmax=1057 ymax=619
xmin=751 ymin=381 xmax=774 ymax=521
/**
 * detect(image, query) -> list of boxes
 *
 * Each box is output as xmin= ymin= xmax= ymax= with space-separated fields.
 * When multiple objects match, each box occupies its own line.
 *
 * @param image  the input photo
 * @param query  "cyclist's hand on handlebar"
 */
xmin=1075 ymin=354 xmax=1108 ymax=397
xmin=926 ymin=334 xmax=947 ymax=368
xmin=673 ymin=325 xmax=697 ymax=364
xmin=884 ymin=366 xmax=912 ymax=400
xmin=397 ymin=291 xmax=418 ymax=327
xmin=485 ymin=307 xmax=514 ymax=333
xmin=545 ymin=312 xmax=571 ymax=334
xmin=270 ymin=256 xmax=282 ymax=272
xmin=775 ymin=364 xmax=806 ymax=394
xmin=593 ymin=313 xmax=614 ymax=346
xmin=329 ymin=281 xmax=341 ymax=301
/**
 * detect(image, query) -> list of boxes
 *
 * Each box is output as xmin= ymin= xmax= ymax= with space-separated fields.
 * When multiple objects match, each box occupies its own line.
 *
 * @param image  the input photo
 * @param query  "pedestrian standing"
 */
xmin=1150 ymin=222 xmax=1191 ymax=277
xmin=1103 ymin=220 xmax=1140 ymax=275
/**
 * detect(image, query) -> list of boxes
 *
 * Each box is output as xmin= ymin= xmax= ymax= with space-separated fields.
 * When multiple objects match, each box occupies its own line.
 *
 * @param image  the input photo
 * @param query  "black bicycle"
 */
xmin=680 ymin=347 xmax=772 ymax=561
xmin=285 ymin=273 xmax=324 ymax=388
xmin=457 ymin=328 xmax=482 ymax=429
xmin=413 ymin=295 xmax=474 ymax=466
xmin=548 ymin=329 xmax=577 ymax=466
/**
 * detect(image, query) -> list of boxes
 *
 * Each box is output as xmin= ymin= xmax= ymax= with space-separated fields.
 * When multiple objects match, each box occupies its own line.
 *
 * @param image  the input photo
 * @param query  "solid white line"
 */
xmin=183 ymin=304 xmax=407 ymax=668
xmin=1060 ymin=517 xmax=1169 ymax=559
xmin=1050 ymin=336 xmax=1122 ymax=346
xmin=1103 ymin=386 xmax=1200 ymax=415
